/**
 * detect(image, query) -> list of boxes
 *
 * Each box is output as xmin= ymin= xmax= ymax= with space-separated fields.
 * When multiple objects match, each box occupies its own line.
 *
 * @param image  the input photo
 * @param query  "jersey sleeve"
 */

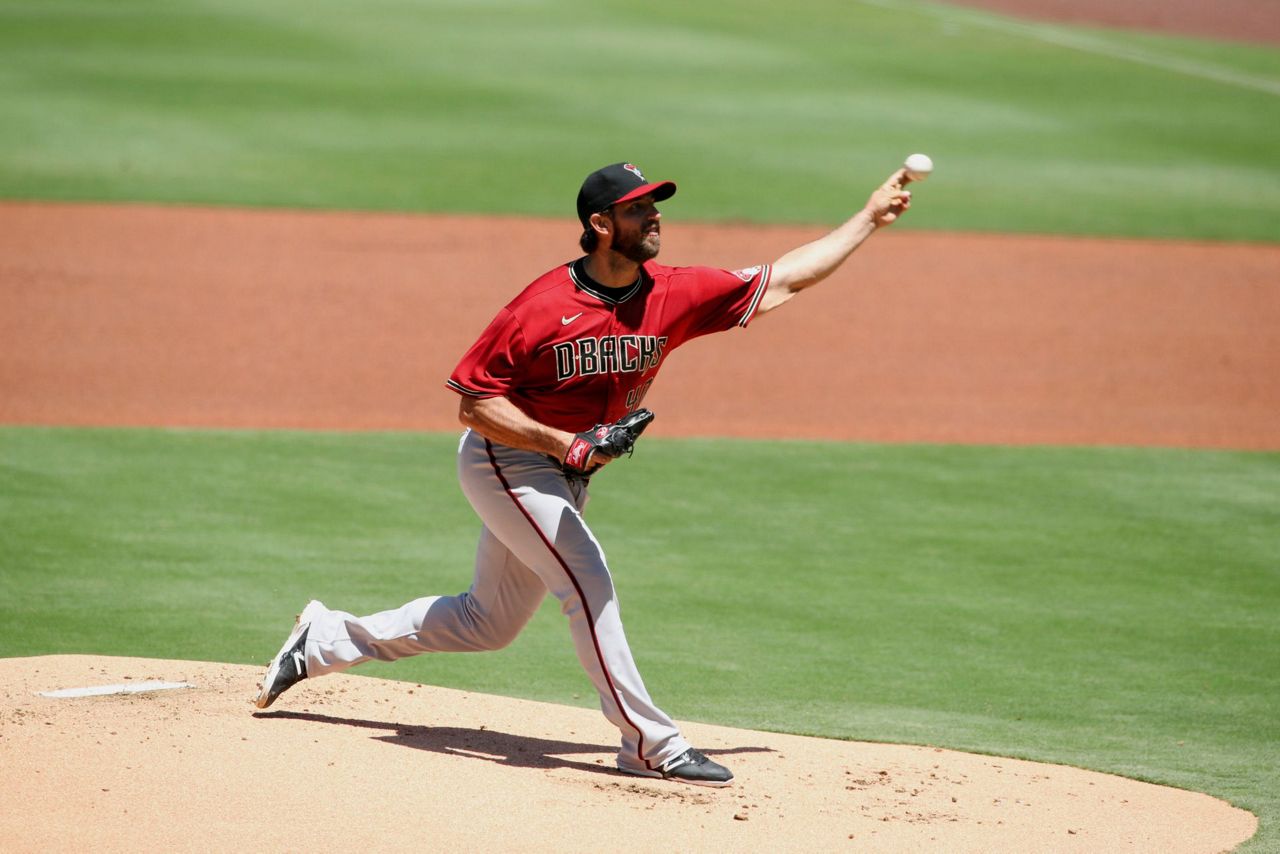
xmin=446 ymin=307 xmax=529 ymax=398
xmin=677 ymin=264 xmax=772 ymax=339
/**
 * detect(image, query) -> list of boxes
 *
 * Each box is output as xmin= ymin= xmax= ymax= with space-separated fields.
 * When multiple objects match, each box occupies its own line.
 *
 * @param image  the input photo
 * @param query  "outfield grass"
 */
xmin=1 ymin=0 xmax=1277 ymax=240
xmin=1 ymin=427 xmax=1276 ymax=848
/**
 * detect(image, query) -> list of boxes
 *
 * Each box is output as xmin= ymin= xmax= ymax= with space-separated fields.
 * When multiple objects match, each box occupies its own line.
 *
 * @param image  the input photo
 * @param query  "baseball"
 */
xmin=904 ymin=153 xmax=933 ymax=181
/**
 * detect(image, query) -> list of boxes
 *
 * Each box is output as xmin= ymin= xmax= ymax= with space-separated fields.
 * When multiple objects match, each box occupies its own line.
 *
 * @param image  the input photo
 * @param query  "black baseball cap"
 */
xmin=576 ymin=162 xmax=677 ymax=226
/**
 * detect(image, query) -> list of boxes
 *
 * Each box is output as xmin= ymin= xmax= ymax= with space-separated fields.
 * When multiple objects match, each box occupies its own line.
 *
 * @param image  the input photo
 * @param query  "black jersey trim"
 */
xmin=737 ymin=264 xmax=772 ymax=328
xmin=568 ymin=258 xmax=645 ymax=305
xmin=446 ymin=379 xmax=489 ymax=397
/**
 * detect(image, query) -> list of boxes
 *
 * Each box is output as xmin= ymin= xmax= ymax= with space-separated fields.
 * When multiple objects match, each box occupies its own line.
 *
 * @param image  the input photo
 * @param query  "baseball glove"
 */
xmin=563 ymin=409 xmax=655 ymax=474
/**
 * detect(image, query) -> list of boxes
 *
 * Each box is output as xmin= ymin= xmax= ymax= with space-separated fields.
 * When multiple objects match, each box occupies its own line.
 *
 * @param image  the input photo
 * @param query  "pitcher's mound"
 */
xmin=0 ymin=655 xmax=1256 ymax=852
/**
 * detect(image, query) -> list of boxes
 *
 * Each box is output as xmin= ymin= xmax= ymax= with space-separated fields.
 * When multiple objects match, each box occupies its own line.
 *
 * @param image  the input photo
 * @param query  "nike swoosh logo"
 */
xmin=562 ymin=312 xmax=584 ymax=326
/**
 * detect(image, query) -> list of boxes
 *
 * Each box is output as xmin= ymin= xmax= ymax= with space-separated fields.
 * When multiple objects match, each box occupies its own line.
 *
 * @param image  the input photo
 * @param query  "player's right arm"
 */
xmin=458 ymin=395 xmax=576 ymax=460
xmin=756 ymin=169 xmax=912 ymax=315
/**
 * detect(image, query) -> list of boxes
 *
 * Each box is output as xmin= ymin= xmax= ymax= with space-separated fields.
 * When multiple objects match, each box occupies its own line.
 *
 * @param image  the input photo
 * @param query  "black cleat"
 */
xmin=621 ymin=748 xmax=734 ymax=787
xmin=254 ymin=600 xmax=325 ymax=709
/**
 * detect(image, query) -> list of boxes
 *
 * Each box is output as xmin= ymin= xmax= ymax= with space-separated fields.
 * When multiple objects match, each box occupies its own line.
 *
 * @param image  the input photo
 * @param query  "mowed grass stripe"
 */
xmin=0 ymin=0 xmax=1276 ymax=240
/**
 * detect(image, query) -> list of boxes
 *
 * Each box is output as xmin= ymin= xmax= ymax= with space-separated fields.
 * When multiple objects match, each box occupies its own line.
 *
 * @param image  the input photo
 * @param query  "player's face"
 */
xmin=608 ymin=196 xmax=661 ymax=263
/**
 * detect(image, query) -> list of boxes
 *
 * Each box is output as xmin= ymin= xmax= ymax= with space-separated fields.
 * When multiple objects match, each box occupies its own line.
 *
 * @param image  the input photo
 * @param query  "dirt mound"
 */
xmin=0 ymin=655 xmax=1256 ymax=852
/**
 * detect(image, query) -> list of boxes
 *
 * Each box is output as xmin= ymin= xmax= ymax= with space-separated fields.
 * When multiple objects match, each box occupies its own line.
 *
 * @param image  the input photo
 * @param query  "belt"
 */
xmin=544 ymin=454 xmax=593 ymax=482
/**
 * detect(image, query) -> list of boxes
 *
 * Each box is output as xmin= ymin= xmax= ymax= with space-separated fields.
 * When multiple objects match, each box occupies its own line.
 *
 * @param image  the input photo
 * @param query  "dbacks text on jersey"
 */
xmin=554 ymin=335 xmax=668 ymax=381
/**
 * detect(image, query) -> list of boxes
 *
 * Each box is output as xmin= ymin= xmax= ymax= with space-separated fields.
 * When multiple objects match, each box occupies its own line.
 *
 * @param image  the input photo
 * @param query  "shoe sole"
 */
xmin=617 ymin=767 xmax=734 ymax=788
xmin=254 ymin=600 xmax=325 ymax=709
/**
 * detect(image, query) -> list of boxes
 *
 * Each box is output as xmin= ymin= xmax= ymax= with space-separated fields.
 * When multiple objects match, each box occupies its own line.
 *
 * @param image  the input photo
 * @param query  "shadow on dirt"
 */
xmin=255 ymin=709 xmax=773 ymax=778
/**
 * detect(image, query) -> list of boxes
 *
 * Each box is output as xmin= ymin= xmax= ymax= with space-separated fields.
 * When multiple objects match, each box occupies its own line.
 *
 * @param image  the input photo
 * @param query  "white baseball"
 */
xmin=904 ymin=153 xmax=933 ymax=181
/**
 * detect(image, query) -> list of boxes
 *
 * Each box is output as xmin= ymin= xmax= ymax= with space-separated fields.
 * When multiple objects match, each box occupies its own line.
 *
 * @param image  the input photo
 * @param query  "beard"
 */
xmin=610 ymin=220 xmax=661 ymax=263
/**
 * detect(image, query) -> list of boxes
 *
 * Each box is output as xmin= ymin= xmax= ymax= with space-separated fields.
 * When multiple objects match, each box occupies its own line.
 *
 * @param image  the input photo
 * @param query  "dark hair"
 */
xmin=579 ymin=227 xmax=599 ymax=253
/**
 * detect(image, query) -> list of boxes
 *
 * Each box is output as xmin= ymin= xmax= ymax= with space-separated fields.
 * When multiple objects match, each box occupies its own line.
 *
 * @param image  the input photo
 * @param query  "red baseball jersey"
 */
xmin=448 ymin=258 xmax=772 ymax=432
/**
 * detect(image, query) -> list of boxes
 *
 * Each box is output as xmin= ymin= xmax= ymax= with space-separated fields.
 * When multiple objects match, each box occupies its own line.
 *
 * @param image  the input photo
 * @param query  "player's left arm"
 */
xmin=756 ymin=169 xmax=912 ymax=316
xmin=458 ymin=395 xmax=576 ymax=460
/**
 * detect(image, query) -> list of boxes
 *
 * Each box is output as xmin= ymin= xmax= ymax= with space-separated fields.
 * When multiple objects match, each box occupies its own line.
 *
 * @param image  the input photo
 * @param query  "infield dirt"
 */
xmin=2 ymin=202 xmax=1278 ymax=449
xmin=1 ymin=655 xmax=1260 ymax=853
xmin=946 ymin=0 xmax=1280 ymax=45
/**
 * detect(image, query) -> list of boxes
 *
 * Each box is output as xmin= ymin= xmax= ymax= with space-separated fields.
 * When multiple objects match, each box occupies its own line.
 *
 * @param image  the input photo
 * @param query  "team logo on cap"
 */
xmin=623 ymin=164 xmax=645 ymax=180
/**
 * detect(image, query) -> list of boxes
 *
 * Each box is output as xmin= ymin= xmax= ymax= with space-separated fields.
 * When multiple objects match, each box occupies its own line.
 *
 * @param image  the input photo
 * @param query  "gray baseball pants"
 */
xmin=301 ymin=428 xmax=690 ymax=774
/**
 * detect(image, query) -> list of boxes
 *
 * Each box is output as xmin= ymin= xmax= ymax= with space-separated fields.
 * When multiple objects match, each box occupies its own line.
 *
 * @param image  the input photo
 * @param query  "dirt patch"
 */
xmin=941 ymin=0 xmax=1280 ymax=45
xmin=2 ymin=202 xmax=1278 ymax=449
xmin=0 ymin=655 xmax=1257 ymax=852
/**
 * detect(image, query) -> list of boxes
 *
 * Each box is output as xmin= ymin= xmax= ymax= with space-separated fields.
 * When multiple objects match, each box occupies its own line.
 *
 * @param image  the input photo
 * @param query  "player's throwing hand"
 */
xmin=864 ymin=168 xmax=913 ymax=228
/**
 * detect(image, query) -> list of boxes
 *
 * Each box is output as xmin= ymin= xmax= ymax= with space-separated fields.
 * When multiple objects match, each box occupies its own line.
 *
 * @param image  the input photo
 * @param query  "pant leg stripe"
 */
xmin=482 ymin=439 xmax=651 ymax=771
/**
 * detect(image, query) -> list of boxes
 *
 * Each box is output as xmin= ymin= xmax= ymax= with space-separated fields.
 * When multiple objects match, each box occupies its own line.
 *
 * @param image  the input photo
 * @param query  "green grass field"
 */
xmin=2 ymin=428 xmax=1277 ymax=847
xmin=3 ymin=0 xmax=1279 ymax=849
xmin=1 ymin=0 xmax=1277 ymax=240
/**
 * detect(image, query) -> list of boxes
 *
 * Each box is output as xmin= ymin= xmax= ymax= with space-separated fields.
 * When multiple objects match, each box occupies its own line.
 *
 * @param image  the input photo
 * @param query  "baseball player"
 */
xmin=256 ymin=161 xmax=914 ymax=787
